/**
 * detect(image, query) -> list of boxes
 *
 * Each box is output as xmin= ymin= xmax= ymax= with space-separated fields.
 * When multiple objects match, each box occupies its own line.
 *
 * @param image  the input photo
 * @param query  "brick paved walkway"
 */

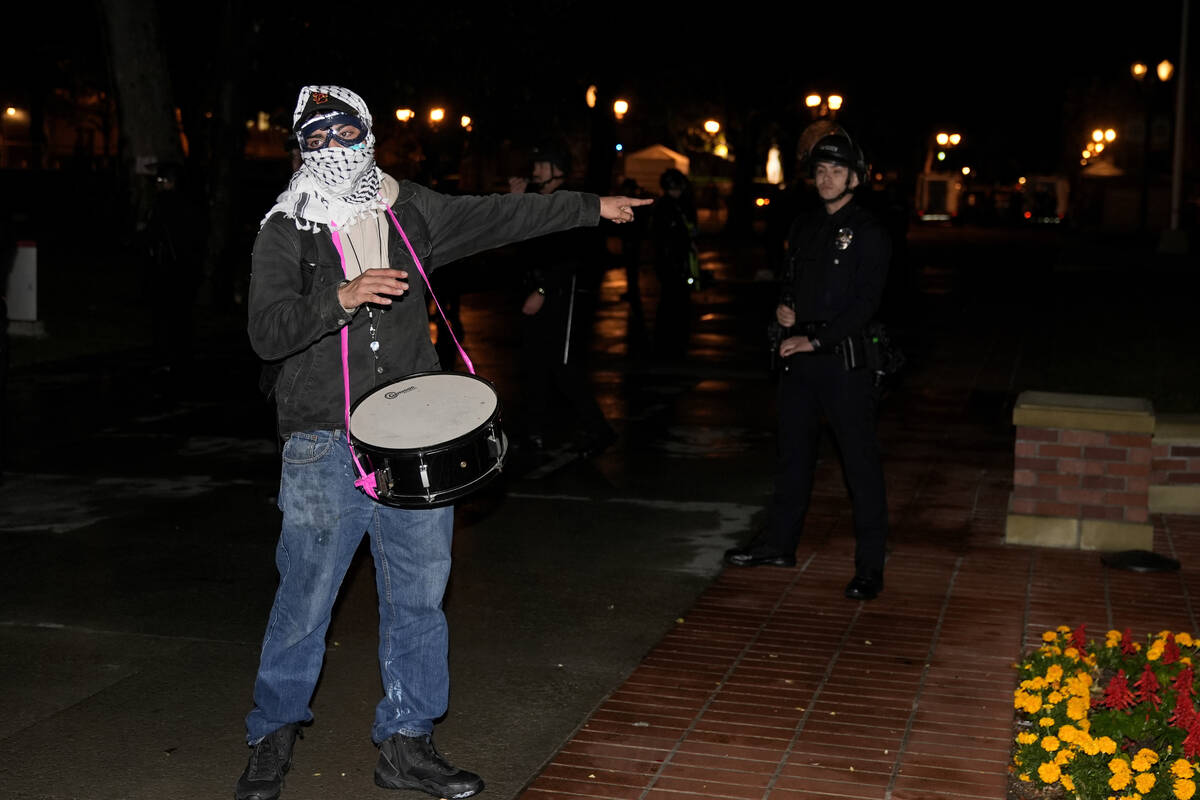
xmin=514 ymin=287 xmax=1200 ymax=800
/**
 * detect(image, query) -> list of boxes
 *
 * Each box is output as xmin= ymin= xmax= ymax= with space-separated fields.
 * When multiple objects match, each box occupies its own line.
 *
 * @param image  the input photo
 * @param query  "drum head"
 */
xmin=350 ymin=372 xmax=500 ymax=452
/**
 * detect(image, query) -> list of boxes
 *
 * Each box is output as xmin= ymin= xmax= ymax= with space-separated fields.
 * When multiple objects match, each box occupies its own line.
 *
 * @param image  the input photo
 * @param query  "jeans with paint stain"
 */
xmin=244 ymin=430 xmax=454 ymax=744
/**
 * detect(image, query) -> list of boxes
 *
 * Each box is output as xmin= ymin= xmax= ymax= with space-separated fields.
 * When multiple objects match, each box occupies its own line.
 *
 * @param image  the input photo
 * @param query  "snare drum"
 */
xmin=348 ymin=372 xmax=508 ymax=508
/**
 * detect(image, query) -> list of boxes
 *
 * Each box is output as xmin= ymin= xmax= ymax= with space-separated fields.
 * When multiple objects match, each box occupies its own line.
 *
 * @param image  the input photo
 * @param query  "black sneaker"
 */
xmin=235 ymin=723 xmax=301 ymax=800
xmin=375 ymin=733 xmax=484 ymax=798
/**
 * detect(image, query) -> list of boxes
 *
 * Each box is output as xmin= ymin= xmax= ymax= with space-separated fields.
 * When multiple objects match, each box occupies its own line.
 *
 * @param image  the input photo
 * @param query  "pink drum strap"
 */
xmin=384 ymin=204 xmax=475 ymax=375
xmin=328 ymin=221 xmax=379 ymax=498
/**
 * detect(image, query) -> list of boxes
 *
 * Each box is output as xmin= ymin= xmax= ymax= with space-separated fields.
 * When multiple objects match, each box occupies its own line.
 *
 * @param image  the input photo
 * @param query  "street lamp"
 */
xmin=924 ymin=131 xmax=962 ymax=172
xmin=613 ymin=99 xmax=629 ymax=120
xmin=804 ymin=93 xmax=842 ymax=118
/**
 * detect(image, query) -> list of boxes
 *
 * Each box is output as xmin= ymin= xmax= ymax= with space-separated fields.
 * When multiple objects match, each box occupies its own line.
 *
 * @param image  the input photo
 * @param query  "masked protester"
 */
xmin=723 ymin=130 xmax=892 ymax=602
xmin=238 ymin=85 xmax=650 ymax=800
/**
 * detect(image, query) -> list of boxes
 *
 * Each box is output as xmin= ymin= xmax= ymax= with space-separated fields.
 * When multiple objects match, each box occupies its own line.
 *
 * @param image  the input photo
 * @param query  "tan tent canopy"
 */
xmin=622 ymin=144 xmax=689 ymax=195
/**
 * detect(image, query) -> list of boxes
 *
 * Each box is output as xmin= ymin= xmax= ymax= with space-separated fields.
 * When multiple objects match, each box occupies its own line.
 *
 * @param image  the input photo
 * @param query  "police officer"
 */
xmin=509 ymin=139 xmax=617 ymax=456
xmin=724 ymin=130 xmax=891 ymax=601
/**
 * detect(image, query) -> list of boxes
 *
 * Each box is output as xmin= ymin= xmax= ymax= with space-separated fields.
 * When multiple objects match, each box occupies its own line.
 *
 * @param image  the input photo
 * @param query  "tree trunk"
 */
xmin=97 ymin=0 xmax=183 ymax=235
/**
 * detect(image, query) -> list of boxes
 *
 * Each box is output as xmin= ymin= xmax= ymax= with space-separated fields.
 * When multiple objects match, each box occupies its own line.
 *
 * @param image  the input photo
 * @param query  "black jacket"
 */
xmin=249 ymin=179 xmax=600 ymax=435
xmin=784 ymin=199 xmax=890 ymax=350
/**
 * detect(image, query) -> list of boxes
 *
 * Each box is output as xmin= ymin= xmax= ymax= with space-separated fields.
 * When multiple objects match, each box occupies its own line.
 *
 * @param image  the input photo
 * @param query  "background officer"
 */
xmin=724 ymin=130 xmax=892 ymax=601
xmin=509 ymin=139 xmax=617 ymax=457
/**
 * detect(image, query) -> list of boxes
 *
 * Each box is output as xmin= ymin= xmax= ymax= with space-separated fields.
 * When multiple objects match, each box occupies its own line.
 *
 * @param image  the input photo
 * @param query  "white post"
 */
xmin=6 ymin=241 xmax=41 ymax=335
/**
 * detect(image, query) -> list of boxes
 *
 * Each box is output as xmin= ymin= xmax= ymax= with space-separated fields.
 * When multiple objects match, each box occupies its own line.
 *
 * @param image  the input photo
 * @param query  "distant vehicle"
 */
xmin=914 ymin=172 xmax=962 ymax=222
xmin=1021 ymin=175 xmax=1070 ymax=224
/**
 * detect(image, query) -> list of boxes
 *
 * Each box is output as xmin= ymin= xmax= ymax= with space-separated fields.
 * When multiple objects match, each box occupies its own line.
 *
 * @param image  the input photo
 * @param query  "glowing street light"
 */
xmin=429 ymin=107 xmax=445 ymax=124
xmin=585 ymin=85 xmax=597 ymax=109
xmin=1105 ymin=129 xmax=1116 ymax=142
xmin=1132 ymin=62 xmax=1149 ymax=80
xmin=703 ymin=119 xmax=720 ymax=135
xmin=613 ymin=99 xmax=629 ymax=120
xmin=1157 ymin=59 xmax=1174 ymax=82
xmin=395 ymin=108 xmax=414 ymax=122
xmin=460 ymin=115 xmax=472 ymax=129
xmin=804 ymin=93 xmax=843 ymax=117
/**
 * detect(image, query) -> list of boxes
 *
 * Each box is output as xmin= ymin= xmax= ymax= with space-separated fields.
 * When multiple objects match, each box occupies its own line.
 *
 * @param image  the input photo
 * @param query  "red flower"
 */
xmin=1136 ymin=662 xmax=1162 ymax=709
xmin=1103 ymin=669 xmax=1137 ymax=710
xmin=1174 ymin=666 xmax=1195 ymax=698
xmin=1184 ymin=714 xmax=1200 ymax=759
xmin=1170 ymin=692 xmax=1195 ymax=729
xmin=1071 ymin=624 xmax=1087 ymax=652
xmin=1164 ymin=634 xmax=1182 ymax=665
xmin=1121 ymin=628 xmax=1140 ymax=656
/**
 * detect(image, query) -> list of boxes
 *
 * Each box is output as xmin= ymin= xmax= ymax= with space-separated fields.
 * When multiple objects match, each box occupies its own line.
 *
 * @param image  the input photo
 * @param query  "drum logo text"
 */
xmin=385 ymin=386 xmax=418 ymax=400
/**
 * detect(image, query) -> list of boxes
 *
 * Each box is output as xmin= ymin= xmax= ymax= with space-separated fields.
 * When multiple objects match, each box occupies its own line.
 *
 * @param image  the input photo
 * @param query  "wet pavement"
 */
xmin=1 ymin=221 xmax=1198 ymax=800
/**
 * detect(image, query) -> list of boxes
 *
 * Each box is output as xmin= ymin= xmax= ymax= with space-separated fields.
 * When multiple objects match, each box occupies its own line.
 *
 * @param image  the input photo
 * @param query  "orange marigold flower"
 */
xmin=1039 ymin=717 xmax=1055 ymax=728
xmin=1042 ymin=736 xmax=1060 ymax=752
xmin=1067 ymin=696 xmax=1089 ymax=720
xmin=1179 ymin=633 xmax=1195 ymax=647
xmin=1177 ymin=777 xmax=1197 ymax=799
xmin=1136 ymin=772 xmax=1157 ymax=793
xmin=1039 ymin=762 xmax=1061 ymax=783
xmin=1172 ymin=760 xmax=1196 ymax=779
xmin=1043 ymin=631 xmax=1059 ymax=642
xmin=1017 ymin=732 xmax=1038 ymax=745
xmin=1099 ymin=737 xmax=1119 ymax=755
xmin=1109 ymin=770 xmax=1131 ymax=791
xmin=1046 ymin=664 xmax=1064 ymax=683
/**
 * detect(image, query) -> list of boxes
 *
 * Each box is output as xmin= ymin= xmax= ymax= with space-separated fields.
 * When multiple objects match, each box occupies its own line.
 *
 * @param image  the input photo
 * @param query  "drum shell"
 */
xmin=348 ymin=372 xmax=508 ymax=508
xmin=356 ymin=417 xmax=506 ymax=507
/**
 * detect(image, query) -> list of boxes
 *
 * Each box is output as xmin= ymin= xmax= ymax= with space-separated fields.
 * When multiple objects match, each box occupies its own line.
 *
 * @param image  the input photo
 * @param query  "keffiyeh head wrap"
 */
xmin=261 ymin=85 xmax=387 ymax=231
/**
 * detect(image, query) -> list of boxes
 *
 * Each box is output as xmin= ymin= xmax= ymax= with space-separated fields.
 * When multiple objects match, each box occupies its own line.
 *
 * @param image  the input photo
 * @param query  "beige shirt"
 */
xmin=339 ymin=173 xmax=400 ymax=277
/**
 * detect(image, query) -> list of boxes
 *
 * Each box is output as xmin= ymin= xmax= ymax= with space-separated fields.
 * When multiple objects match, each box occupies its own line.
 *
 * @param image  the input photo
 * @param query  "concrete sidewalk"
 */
xmin=1 ymin=224 xmax=1197 ymax=800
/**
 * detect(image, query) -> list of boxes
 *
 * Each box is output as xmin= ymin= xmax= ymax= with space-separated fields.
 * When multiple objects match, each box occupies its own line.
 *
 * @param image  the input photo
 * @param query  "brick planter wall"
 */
xmin=1012 ymin=426 xmax=1151 ymax=523
xmin=1150 ymin=413 xmax=1200 ymax=514
xmin=1006 ymin=391 xmax=1154 ymax=551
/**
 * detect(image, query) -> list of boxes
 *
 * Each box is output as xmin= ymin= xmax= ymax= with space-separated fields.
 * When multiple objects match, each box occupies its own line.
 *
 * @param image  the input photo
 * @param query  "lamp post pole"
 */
xmin=1169 ymin=0 xmax=1190 ymax=233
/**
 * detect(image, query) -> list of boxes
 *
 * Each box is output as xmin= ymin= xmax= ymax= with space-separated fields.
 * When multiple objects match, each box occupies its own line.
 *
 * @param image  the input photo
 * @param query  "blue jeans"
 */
xmin=245 ymin=430 xmax=454 ymax=745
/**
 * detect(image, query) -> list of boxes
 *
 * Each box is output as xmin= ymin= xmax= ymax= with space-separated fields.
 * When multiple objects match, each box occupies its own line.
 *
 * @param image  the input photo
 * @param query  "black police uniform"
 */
xmin=731 ymin=195 xmax=891 ymax=593
xmin=516 ymin=185 xmax=616 ymax=455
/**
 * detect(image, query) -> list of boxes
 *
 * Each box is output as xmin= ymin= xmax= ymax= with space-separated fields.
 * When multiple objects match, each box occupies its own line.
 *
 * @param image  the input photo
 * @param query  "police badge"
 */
xmin=835 ymin=227 xmax=854 ymax=251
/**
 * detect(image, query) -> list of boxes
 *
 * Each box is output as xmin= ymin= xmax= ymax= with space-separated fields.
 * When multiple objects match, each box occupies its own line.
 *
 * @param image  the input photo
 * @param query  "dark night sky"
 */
xmin=4 ymin=2 xmax=1194 ymax=180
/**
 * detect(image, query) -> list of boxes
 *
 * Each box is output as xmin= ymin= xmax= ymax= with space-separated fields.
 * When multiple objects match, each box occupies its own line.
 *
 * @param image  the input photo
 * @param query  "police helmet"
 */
xmin=530 ymin=139 xmax=571 ymax=176
xmin=659 ymin=167 xmax=688 ymax=192
xmin=809 ymin=132 xmax=869 ymax=184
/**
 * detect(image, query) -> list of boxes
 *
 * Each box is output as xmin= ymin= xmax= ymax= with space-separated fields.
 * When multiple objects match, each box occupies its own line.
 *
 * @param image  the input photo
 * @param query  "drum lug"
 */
xmin=418 ymin=460 xmax=432 ymax=502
